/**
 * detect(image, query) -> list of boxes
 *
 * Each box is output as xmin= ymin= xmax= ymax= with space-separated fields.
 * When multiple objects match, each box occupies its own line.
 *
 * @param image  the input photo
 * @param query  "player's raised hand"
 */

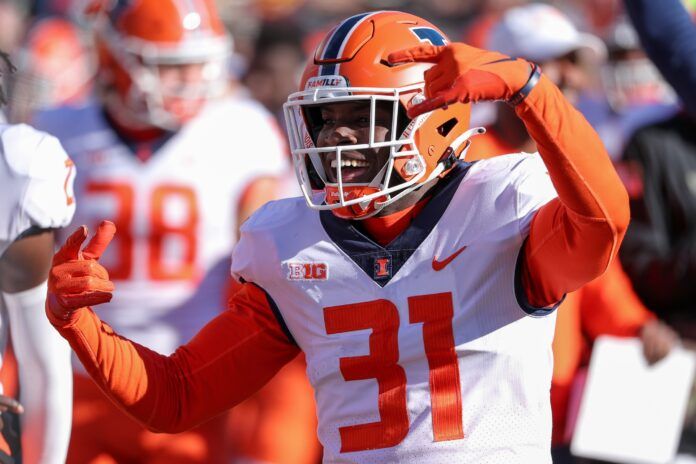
xmin=47 ymin=220 xmax=116 ymax=320
xmin=387 ymin=43 xmax=536 ymax=118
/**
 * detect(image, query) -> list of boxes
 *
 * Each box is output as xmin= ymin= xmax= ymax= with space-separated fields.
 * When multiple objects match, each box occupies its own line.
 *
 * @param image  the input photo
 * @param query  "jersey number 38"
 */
xmin=86 ymin=181 xmax=198 ymax=281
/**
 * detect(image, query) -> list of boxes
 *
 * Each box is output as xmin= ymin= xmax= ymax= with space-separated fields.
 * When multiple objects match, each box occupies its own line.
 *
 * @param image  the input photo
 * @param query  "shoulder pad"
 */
xmin=232 ymin=197 xmax=309 ymax=284
xmin=241 ymin=197 xmax=308 ymax=233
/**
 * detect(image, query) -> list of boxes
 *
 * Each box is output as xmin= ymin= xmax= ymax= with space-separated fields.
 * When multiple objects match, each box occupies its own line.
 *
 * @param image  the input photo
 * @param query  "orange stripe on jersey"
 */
xmin=63 ymin=158 xmax=75 ymax=206
xmin=409 ymin=293 xmax=463 ymax=441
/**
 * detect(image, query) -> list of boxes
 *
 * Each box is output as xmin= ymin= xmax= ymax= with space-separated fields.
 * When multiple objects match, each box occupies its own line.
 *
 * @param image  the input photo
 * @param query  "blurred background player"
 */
xmin=29 ymin=0 xmax=320 ymax=462
xmin=0 ymin=55 xmax=74 ymax=464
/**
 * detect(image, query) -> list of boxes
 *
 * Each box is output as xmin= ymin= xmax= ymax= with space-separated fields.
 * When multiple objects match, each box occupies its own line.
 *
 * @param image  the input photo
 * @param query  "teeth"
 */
xmin=330 ymin=159 xmax=370 ymax=168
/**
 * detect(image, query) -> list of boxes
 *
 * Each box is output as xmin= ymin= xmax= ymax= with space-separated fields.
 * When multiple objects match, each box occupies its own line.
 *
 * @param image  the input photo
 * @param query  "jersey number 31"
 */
xmin=324 ymin=292 xmax=463 ymax=452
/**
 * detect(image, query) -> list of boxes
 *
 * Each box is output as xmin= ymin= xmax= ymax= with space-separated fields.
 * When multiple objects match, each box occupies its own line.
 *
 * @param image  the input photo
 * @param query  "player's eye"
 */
xmin=355 ymin=116 xmax=371 ymax=127
xmin=321 ymin=116 xmax=336 ymax=126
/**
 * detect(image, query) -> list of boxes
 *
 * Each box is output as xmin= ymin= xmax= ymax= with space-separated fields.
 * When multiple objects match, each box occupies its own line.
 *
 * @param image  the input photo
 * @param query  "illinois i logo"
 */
xmin=373 ymin=257 xmax=392 ymax=279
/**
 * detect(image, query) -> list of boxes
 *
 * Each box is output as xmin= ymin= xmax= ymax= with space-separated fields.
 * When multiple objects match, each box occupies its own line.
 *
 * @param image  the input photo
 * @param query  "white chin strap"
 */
xmin=451 ymin=126 xmax=486 ymax=161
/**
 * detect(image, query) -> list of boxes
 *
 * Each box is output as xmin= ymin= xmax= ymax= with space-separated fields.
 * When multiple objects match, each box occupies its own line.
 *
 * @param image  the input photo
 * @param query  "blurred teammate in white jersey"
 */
xmin=32 ymin=1 xmax=293 ymax=462
xmin=0 ymin=54 xmax=74 ymax=464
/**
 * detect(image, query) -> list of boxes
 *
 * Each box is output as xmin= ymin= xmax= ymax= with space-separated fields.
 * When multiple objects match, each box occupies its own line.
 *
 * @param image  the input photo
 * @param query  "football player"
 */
xmin=45 ymin=11 xmax=630 ymax=463
xmin=0 ymin=53 xmax=74 ymax=464
xmin=30 ymin=1 xmax=293 ymax=462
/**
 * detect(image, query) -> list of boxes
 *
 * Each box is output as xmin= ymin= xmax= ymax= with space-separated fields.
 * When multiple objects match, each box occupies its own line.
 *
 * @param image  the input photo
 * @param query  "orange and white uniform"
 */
xmin=48 ymin=66 xmax=630 ymax=463
xmin=35 ymin=96 xmax=288 ymax=463
xmin=231 ymin=153 xmax=557 ymax=463
xmin=40 ymin=96 xmax=287 ymax=355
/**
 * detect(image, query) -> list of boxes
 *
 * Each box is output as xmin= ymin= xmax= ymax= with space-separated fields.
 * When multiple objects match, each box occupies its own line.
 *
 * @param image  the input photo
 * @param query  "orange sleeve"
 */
xmin=580 ymin=259 xmax=655 ymax=339
xmin=46 ymin=282 xmax=300 ymax=433
xmin=516 ymin=75 xmax=631 ymax=307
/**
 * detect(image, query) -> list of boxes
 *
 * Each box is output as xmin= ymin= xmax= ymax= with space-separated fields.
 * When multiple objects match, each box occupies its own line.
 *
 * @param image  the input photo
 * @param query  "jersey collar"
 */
xmin=319 ymin=160 xmax=473 ymax=286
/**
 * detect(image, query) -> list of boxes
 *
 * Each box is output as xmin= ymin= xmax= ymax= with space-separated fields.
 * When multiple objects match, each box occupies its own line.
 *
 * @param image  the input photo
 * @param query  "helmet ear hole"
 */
xmin=437 ymin=118 xmax=458 ymax=137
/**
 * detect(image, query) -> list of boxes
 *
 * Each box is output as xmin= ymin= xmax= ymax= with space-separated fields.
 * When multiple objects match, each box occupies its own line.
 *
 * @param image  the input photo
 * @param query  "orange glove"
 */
xmin=388 ymin=43 xmax=537 ymax=118
xmin=46 ymin=221 xmax=116 ymax=321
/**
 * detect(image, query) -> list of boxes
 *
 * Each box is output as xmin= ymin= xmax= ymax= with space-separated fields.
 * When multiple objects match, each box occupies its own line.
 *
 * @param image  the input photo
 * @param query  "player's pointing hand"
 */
xmin=47 ymin=220 xmax=116 ymax=321
xmin=387 ymin=43 xmax=537 ymax=118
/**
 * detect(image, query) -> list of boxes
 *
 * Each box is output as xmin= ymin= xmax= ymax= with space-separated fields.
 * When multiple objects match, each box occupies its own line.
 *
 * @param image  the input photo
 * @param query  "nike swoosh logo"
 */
xmin=432 ymin=245 xmax=468 ymax=271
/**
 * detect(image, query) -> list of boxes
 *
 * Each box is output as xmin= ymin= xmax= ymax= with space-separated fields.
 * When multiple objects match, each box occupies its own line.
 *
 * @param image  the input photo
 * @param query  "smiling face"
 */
xmin=311 ymin=100 xmax=394 ymax=184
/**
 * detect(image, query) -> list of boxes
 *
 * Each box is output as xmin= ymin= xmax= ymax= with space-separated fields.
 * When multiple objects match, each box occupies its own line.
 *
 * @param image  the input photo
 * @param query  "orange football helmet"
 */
xmin=91 ymin=0 xmax=231 ymax=130
xmin=284 ymin=11 xmax=478 ymax=220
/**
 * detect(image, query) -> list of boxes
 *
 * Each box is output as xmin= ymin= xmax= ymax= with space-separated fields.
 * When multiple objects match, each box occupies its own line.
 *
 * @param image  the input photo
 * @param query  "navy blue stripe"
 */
xmin=239 ymin=277 xmax=298 ymax=346
xmin=514 ymin=240 xmax=564 ymax=317
xmin=320 ymin=12 xmax=369 ymax=76
xmin=321 ymin=63 xmax=336 ymax=76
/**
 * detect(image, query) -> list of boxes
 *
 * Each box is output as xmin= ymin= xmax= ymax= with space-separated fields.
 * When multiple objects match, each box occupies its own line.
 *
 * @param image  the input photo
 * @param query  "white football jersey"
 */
xmin=35 ymin=96 xmax=288 ymax=355
xmin=0 ymin=123 xmax=75 ymax=256
xmin=232 ymin=154 xmax=559 ymax=464
xmin=0 ymin=123 xmax=75 ymax=390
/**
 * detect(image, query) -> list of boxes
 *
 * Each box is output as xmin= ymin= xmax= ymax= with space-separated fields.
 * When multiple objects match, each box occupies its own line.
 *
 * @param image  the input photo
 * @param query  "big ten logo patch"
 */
xmin=287 ymin=262 xmax=329 ymax=281
xmin=373 ymin=256 xmax=392 ymax=279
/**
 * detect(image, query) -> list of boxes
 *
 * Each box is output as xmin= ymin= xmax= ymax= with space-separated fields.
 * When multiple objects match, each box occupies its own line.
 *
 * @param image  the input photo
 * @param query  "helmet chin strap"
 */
xmin=451 ymin=126 xmax=487 ymax=160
